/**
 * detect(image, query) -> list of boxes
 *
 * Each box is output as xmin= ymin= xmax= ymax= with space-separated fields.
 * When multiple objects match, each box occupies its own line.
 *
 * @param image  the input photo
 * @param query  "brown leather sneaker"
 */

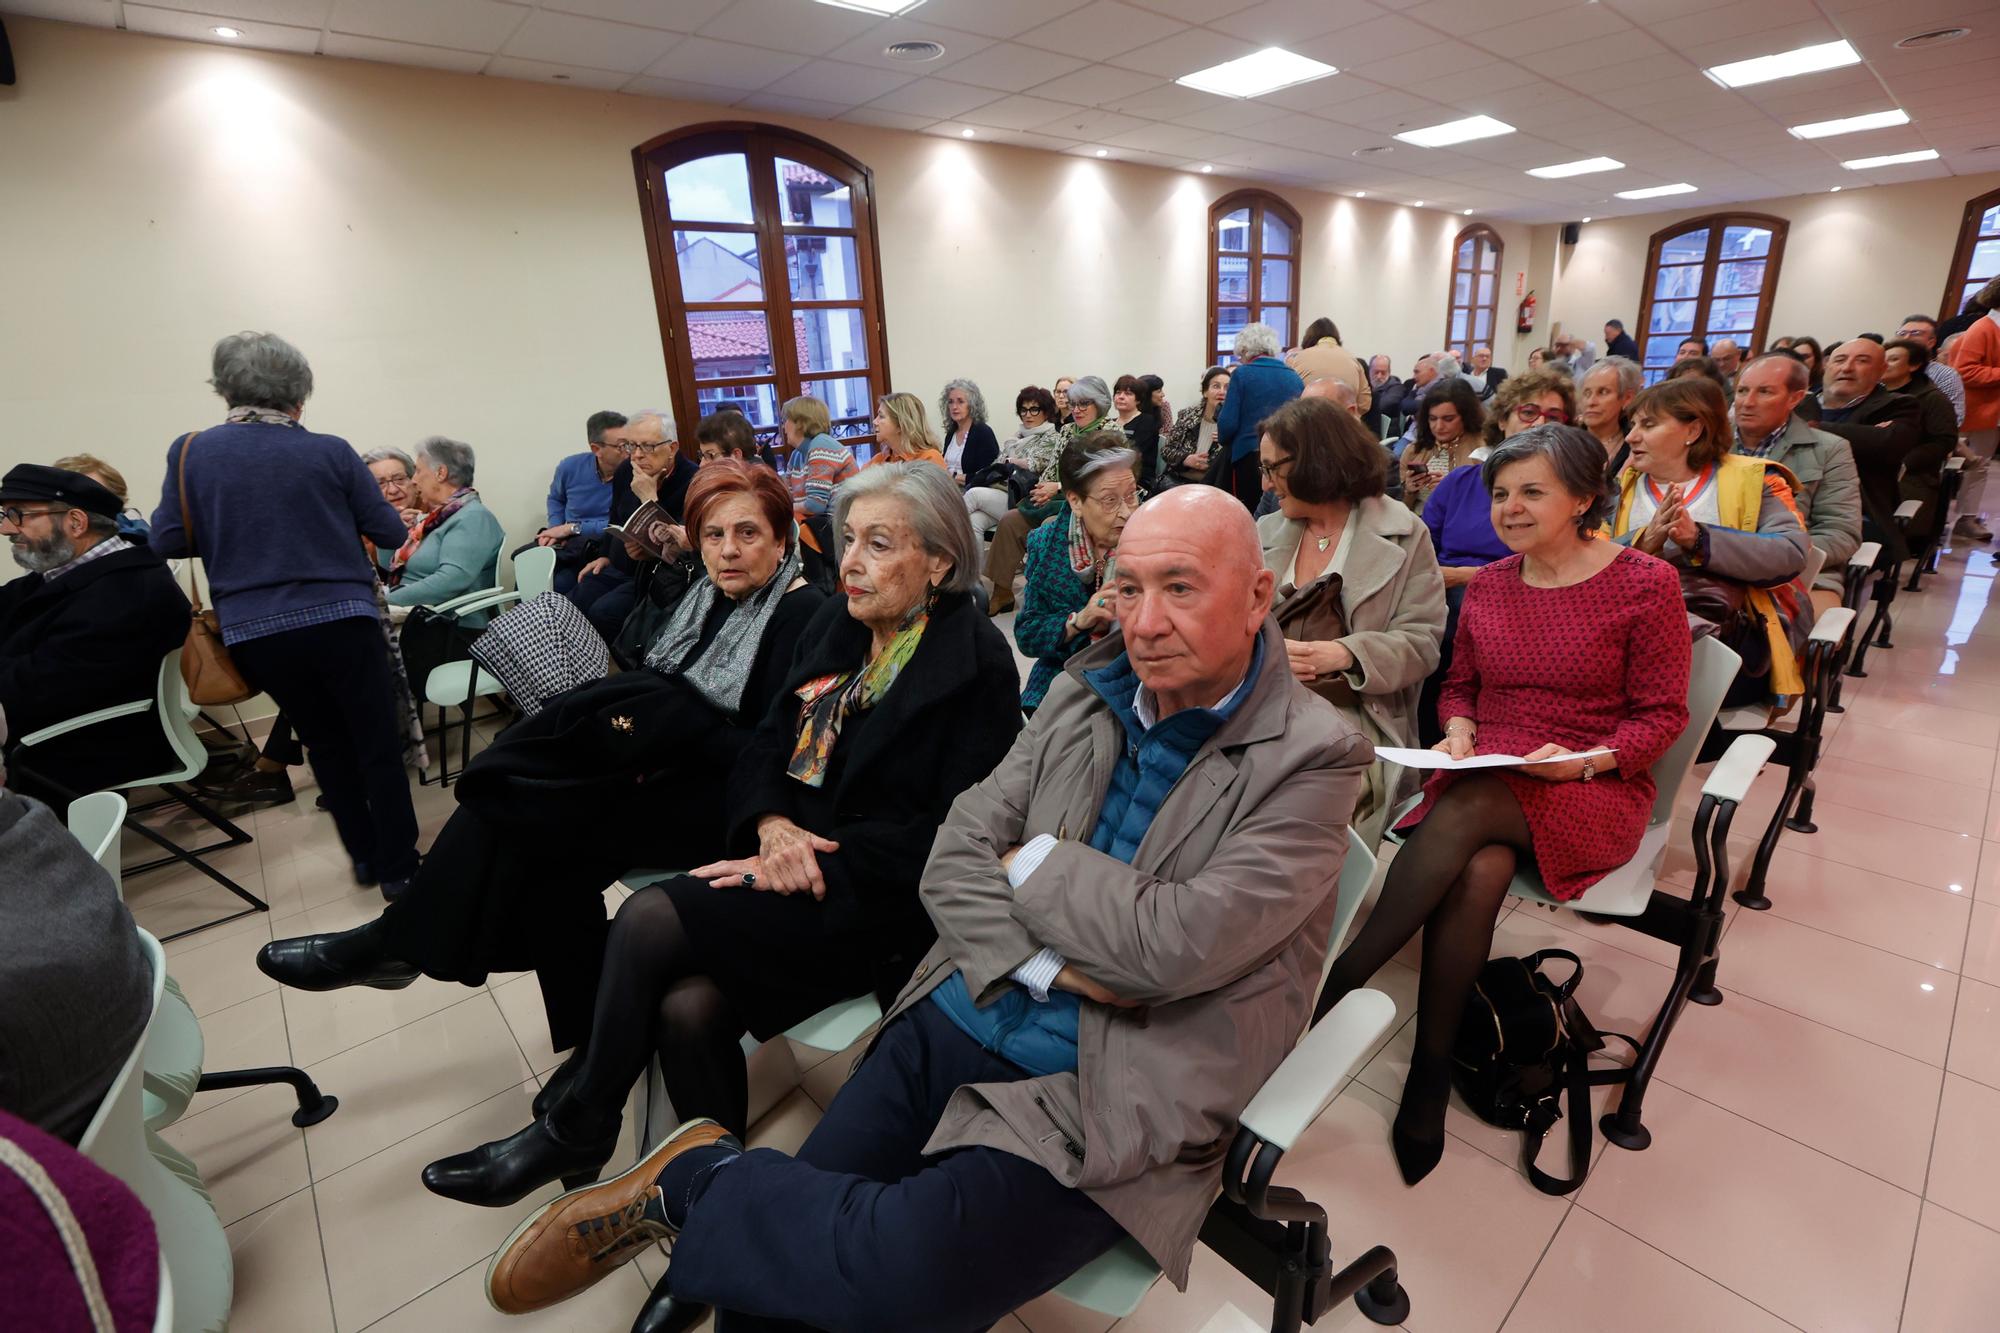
xmin=484 ymin=1118 xmax=735 ymax=1315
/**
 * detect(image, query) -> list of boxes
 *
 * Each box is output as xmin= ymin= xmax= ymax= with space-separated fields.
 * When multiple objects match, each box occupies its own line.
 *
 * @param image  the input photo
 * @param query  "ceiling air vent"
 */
xmin=1896 ymin=27 xmax=1971 ymax=49
xmin=1352 ymin=146 xmax=1394 ymax=158
xmin=884 ymin=40 xmax=946 ymax=62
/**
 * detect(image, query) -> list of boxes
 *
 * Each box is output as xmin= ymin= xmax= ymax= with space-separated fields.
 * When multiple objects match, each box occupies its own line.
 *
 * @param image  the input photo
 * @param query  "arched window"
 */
xmin=633 ymin=123 xmax=892 ymax=457
xmin=1208 ymin=190 xmax=1301 ymax=365
xmin=1634 ymin=213 xmax=1787 ymax=385
xmin=1943 ymin=186 xmax=2000 ymax=319
xmin=1445 ymin=224 xmax=1503 ymax=364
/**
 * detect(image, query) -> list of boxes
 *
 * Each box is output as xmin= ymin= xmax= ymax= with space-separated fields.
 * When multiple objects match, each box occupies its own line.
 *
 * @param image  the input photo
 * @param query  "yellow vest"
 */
xmin=1612 ymin=455 xmax=1804 ymax=697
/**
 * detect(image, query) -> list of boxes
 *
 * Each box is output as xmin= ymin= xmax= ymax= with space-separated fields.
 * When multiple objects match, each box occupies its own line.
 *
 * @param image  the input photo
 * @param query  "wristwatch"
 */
xmin=1581 ymin=755 xmax=1596 ymax=783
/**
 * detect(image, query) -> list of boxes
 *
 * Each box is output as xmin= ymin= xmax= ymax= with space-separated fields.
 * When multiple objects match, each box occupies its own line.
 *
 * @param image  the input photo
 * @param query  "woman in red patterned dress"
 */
xmin=1315 ymin=424 xmax=1690 ymax=1185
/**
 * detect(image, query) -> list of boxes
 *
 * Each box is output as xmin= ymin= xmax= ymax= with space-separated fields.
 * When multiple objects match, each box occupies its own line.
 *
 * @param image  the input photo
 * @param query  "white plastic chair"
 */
xmin=15 ymin=651 xmax=264 ymax=941
xmin=78 ymin=930 xmax=234 ymax=1333
xmin=65 ymin=791 xmax=127 ymax=884
xmin=417 ymin=581 xmax=527 ymax=786
xmin=512 ymin=543 xmax=558 ymax=601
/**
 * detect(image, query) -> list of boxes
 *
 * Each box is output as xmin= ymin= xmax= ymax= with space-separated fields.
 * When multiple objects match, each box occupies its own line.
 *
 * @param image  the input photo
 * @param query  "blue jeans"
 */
xmin=667 ymin=1001 xmax=1127 ymax=1332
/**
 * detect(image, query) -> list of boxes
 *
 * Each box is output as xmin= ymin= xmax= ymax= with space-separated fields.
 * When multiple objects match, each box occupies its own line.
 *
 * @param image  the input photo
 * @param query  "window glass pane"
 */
xmin=1722 ymin=225 xmax=1772 ymax=259
xmin=1479 ymin=243 xmax=1498 ymax=273
xmin=1450 ymin=309 xmax=1468 ymax=344
xmin=1981 ymin=203 xmax=2000 ymax=236
xmin=1705 ymin=297 xmax=1760 ymax=333
xmin=1643 ymin=336 xmax=1683 ymax=369
xmin=1654 ymin=264 xmax=1703 ymax=300
xmin=1474 ymin=307 xmax=1493 ymax=341
xmin=675 ymin=230 xmax=762 ymax=303
xmin=1453 ymin=272 xmax=1471 ymax=305
xmin=1262 ymin=211 xmax=1294 ymax=255
xmin=1259 ymin=307 xmax=1290 ymax=346
xmin=1648 ymin=301 xmax=1697 ymax=335
xmin=785 ymin=235 xmax=861 ymax=301
xmin=1969 ymin=280 xmax=1991 ymax=315
xmin=1457 ymin=240 xmax=1474 ymax=267
xmin=796 ymin=307 xmax=869 ymax=375
xmin=1218 ymin=208 xmax=1251 ymax=253
xmin=1660 ymin=228 xmax=1710 ymax=265
xmin=1260 ymin=258 xmax=1293 ymax=301
xmin=775 ymin=159 xmax=853 ymax=227
xmin=664 ymin=153 xmax=753 ymax=224
xmin=695 ymin=382 xmax=778 ymax=428
xmin=1968 ymin=237 xmax=2000 ymax=282
xmin=803 ymin=375 xmax=874 ymax=426
xmin=1217 ymin=257 xmax=1251 ymax=303
xmin=1476 ymin=273 xmax=1495 ymax=307
xmin=1216 ymin=305 xmax=1250 ymax=359
xmin=688 ymin=309 xmax=774 ymax=380
xmin=1714 ymin=259 xmax=1766 ymax=297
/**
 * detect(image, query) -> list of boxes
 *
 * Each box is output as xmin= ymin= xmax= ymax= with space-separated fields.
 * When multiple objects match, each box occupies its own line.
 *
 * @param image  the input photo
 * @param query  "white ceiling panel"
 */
xmin=693 ymin=0 xmax=879 ymax=56
xmin=1349 ymin=38 xmax=1497 ymax=88
xmin=1479 ymin=2 xmax=1632 ymax=58
xmin=1025 ymin=63 xmax=1163 ymax=106
xmin=731 ymin=88 xmax=853 ymax=119
xmin=640 ymin=35 xmax=803 ymax=91
xmin=1124 ymin=0 xmax=1262 ymax=23
xmin=1014 ymin=0 xmax=1186 ymax=59
xmin=1032 ymin=105 xmax=1150 ymax=140
xmin=1401 ymin=0 xmax=1583 ymax=36
xmin=326 ymin=0 xmax=527 ymax=50
xmin=836 ymin=105 xmax=933 ymax=131
xmin=543 ymin=0 xmax=730 ymax=26
xmin=124 ymin=4 xmax=320 ymax=51
xmin=484 ymin=54 xmax=627 ymax=87
xmin=823 ymin=17 xmax=993 ymax=73
xmin=1107 ymin=24 xmax=1259 ymax=78
xmin=620 ymin=75 xmax=753 ymax=103
xmin=906 ymin=0 xmax=1090 ymax=40
xmin=0 ymin=0 xmax=118 ymax=25
xmin=941 ymin=40 xmax=1088 ymax=93
xmin=501 ymin=9 xmax=679 ymax=72
xmin=1211 ymin=0 xmax=1378 ymax=46
xmin=962 ymin=92 xmax=1089 ymax=131
xmin=136 ymin=0 xmax=331 ymax=24
xmin=778 ymin=58 xmax=914 ymax=105
xmin=322 ymin=31 xmax=490 ymax=72
xmin=861 ymin=77 xmax=999 ymax=120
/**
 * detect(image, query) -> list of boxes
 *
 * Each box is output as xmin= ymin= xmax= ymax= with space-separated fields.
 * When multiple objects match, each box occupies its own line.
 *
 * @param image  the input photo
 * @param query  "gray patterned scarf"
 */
xmin=644 ymin=545 xmax=804 ymax=715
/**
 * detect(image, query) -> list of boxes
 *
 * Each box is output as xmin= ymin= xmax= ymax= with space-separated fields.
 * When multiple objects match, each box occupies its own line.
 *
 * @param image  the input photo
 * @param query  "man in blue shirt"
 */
xmin=537 ymin=410 xmax=626 ymax=592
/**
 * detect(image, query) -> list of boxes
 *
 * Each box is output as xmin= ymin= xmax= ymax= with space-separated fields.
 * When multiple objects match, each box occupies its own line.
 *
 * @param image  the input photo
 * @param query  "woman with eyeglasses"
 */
xmin=1411 ymin=368 xmax=1576 ymax=744
xmin=962 ymin=386 xmax=1062 ymax=550
xmin=1013 ymin=442 xmax=1140 ymax=712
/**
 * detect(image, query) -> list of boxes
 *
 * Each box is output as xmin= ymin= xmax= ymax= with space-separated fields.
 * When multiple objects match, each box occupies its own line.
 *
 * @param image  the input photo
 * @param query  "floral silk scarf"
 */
xmin=785 ymin=595 xmax=932 ymax=788
xmin=389 ymin=486 xmax=476 ymax=586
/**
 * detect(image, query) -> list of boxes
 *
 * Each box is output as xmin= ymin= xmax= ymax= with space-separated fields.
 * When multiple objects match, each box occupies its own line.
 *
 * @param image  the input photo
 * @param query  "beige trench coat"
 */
xmin=878 ymin=618 xmax=1371 ymax=1289
xmin=1259 ymin=496 xmax=1446 ymax=842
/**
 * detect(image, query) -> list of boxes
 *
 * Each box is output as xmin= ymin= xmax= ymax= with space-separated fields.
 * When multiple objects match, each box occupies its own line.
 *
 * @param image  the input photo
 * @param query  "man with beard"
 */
xmin=0 ymin=464 xmax=187 ymax=801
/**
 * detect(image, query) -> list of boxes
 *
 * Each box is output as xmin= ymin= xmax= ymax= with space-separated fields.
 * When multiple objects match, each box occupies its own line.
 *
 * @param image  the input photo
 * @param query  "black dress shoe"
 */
xmin=380 ymin=876 xmax=413 ymax=903
xmin=532 ymin=1051 xmax=584 ymax=1120
xmin=194 ymin=767 xmax=296 ymax=810
xmin=256 ymin=923 xmax=419 ymax=993
xmin=420 ymin=1116 xmax=617 ymax=1208
xmin=632 ymin=1271 xmax=710 ymax=1333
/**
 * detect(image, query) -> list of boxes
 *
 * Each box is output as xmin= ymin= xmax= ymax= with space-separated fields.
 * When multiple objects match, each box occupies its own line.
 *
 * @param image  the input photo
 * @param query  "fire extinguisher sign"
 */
xmin=1515 ymin=272 xmax=1524 ymax=297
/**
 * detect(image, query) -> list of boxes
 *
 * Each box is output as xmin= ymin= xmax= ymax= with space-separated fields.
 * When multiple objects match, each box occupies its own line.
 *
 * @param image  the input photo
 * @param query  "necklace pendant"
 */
xmin=1315 ymin=534 xmax=1334 ymax=552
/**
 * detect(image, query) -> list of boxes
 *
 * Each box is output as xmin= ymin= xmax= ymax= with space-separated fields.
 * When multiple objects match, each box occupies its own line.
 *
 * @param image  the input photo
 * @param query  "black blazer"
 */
xmin=1 ymin=543 xmax=190 ymax=799
xmin=726 ymin=588 xmax=1023 ymax=1004
xmin=948 ymin=422 xmax=1000 ymax=484
xmin=1810 ymin=385 xmax=1925 ymax=563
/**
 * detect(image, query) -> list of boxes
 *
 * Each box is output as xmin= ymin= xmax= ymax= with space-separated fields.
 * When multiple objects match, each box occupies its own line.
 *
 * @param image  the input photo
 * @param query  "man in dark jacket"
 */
xmin=1364 ymin=354 xmax=1407 ymax=437
xmin=0 ymin=465 xmax=189 ymax=801
xmin=1604 ymin=319 xmax=1641 ymax=361
xmin=1810 ymin=340 xmax=1929 ymax=564
xmin=1885 ymin=337 xmax=1968 ymax=547
xmin=568 ymin=409 xmax=698 ymax=641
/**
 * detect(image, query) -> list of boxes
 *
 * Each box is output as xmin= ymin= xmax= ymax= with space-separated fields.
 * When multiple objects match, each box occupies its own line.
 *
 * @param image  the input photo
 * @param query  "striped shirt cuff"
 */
xmin=1012 ymin=947 xmax=1066 ymax=1004
xmin=1006 ymin=833 xmax=1059 ymax=888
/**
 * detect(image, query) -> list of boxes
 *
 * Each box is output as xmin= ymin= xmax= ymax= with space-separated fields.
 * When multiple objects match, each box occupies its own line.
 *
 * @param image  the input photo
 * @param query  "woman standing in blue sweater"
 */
xmin=151 ymin=332 xmax=422 ymax=898
xmin=1216 ymin=322 xmax=1304 ymax=511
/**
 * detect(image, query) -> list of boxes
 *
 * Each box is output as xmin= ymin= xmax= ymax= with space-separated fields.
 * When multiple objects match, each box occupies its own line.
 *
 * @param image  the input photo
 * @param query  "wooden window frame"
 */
xmin=1206 ymin=189 xmax=1302 ymax=366
xmin=631 ymin=122 xmax=893 ymax=457
xmin=1633 ymin=212 xmax=1788 ymax=384
xmin=1443 ymin=224 xmax=1504 ymax=364
xmin=1941 ymin=185 xmax=2000 ymax=321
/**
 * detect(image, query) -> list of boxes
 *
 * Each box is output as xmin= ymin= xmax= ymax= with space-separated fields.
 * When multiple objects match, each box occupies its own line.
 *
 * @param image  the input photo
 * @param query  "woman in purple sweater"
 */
xmin=150 ymin=332 xmax=421 ymax=896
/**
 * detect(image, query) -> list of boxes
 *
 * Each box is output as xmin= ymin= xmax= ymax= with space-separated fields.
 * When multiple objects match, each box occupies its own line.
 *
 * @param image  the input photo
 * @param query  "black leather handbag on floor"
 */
xmin=1451 ymin=949 xmax=1635 ymax=1196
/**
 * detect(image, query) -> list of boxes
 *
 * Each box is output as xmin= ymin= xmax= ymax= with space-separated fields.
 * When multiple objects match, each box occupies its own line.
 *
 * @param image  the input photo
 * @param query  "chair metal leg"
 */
xmin=116 ymin=808 xmax=269 ymax=943
xmin=196 ymin=1066 xmax=339 ymax=1127
xmin=122 ymin=783 xmax=254 ymax=875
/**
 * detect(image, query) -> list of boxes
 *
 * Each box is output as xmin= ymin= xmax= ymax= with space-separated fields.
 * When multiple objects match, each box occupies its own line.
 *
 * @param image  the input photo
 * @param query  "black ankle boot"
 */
xmin=632 ymin=1267 xmax=710 ymax=1333
xmin=1390 ymin=1063 xmax=1452 ymax=1187
xmin=420 ymin=1115 xmax=618 ymax=1208
xmin=532 ymin=1051 xmax=585 ymax=1121
xmin=256 ymin=920 xmax=417 ymax=993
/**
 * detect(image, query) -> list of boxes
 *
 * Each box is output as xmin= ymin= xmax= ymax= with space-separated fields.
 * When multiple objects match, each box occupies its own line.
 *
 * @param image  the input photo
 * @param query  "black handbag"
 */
xmin=611 ymin=553 xmax=700 ymax=670
xmin=1451 ymin=949 xmax=1635 ymax=1196
xmin=398 ymin=604 xmax=479 ymax=693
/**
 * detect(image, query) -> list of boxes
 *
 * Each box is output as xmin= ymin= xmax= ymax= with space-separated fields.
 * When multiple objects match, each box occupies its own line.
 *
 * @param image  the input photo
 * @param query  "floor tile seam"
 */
xmin=1916 ymin=1196 xmax=2000 ymax=1244
xmin=303 ymin=1070 xmax=541 ymax=1192
xmin=1679 ymin=970 xmax=1953 ymax=1071
xmin=1752 ymin=828 xmax=1987 ymax=899
xmin=284 ymin=983 xmax=498 ymax=1075
xmin=1761 ymin=787 xmax=1993 ymax=839
xmin=1754 ymin=897 xmax=1973 ymax=969
xmin=348 ymin=1255 xmax=489 ymax=1333
xmin=1566 ymin=1201 xmax=1812 ymax=1333
xmin=304 ymin=1180 xmax=342 ymax=1333
xmin=1494 ymin=1197 xmax=1579 ymax=1333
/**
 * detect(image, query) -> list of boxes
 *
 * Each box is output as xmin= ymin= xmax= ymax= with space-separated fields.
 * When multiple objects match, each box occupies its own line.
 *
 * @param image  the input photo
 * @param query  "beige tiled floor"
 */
xmin=131 ymin=550 xmax=2000 ymax=1331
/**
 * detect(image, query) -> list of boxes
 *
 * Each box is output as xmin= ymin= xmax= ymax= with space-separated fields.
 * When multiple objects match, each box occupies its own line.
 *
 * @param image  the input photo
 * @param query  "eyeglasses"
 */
xmin=0 ymin=505 xmax=59 ymax=527
xmin=1087 ymin=489 xmax=1141 ymax=515
xmin=1020 ymin=405 xmax=1046 ymax=417
xmin=376 ymin=476 xmax=409 ymax=493
xmin=1513 ymin=404 xmax=1569 ymax=425
xmin=625 ymin=441 xmax=671 ymax=455
xmin=1257 ymin=456 xmax=1293 ymax=480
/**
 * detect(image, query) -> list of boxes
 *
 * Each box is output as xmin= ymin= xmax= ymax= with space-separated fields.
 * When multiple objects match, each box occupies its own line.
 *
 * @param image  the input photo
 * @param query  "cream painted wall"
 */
xmin=0 ymin=16 xmax=1532 ymax=550
xmin=1537 ymin=172 xmax=2000 ymax=357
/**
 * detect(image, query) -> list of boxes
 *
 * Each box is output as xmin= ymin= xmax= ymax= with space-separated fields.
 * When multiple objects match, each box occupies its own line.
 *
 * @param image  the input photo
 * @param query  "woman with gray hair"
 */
xmin=937 ymin=378 xmax=998 ymax=486
xmin=396 ymin=462 xmax=1021 ymax=1211
xmin=1576 ymin=356 xmax=1643 ymax=477
xmin=1216 ymin=321 xmax=1305 ymax=509
xmin=1313 ymin=423 xmax=1690 ymax=1185
xmin=150 ymin=331 xmax=422 ymax=897
xmin=380 ymin=436 xmax=506 ymax=625
xmin=982 ymin=374 xmax=1125 ymax=613
xmin=361 ymin=446 xmax=424 ymax=530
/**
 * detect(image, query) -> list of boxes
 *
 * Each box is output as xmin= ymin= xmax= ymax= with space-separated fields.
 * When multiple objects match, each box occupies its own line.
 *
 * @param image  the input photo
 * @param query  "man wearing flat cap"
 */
xmin=0 ymin=464 xmax=189 ymax=801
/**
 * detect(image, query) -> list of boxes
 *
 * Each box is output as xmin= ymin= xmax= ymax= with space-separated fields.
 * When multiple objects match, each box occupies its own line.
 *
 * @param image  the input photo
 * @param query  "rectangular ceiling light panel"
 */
xmin=813 ymin=0 xmax=927 ymax=14
xmin=1393 ymin=114 xmax=1515 ymax=148
xmin=1176 ymin=48 xmax=1338 ymax=99
xmin=1842 ymin=148 xmax=1939 ymax=169
xmin=1789 ymin=108 xmax=1910 ymax=139
xmin=1615 ymin=182 xmax=1698 ymax=199
xmin=1526 ymin=156 xmax=1624 ymax=178
xmin=1704 ymin=39 xmax=1860 ymax=89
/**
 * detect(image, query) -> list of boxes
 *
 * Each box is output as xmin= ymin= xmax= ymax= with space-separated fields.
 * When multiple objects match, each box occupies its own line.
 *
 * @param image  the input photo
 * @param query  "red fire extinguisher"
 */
xmin=1517 ymin=290 xmax=1537 ymax=334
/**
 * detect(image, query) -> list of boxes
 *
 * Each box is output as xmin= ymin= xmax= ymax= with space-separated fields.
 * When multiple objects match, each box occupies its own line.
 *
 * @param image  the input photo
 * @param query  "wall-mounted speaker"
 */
xmin=1561 ymin=221 xmax=1581 ymax=245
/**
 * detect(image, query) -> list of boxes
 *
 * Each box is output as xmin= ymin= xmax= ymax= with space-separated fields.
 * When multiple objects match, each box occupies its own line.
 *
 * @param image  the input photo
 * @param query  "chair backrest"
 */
xmin=1327 ymin=837 xmax=1377 ymax=960
xmin=67 ymin=792 xmax=127 ymax=887
xmin=1799 ymin=544 xmax=1826 ymax=590
xmin=78 ymin=930 xmax=166 ymax=1161
xmin=513 ymin=544 xmax=558 ymax=601
xmin=152 ymin=651 xmax=209 ymax=783
xmin=1645 ymin=636 xmax=1742 ymax=827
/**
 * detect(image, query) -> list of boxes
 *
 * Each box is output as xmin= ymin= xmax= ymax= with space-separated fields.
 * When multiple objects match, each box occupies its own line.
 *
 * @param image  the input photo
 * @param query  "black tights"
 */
xmin=1315 ymin=774 xmax=1533 ymax=1128
xmin=551 ymin=887 xmax=751 ymax=1142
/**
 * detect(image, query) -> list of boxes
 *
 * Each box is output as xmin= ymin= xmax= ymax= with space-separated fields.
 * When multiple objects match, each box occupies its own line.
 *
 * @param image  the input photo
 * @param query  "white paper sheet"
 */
xmin=1374 ymin=746 xmax=1616 ymax=771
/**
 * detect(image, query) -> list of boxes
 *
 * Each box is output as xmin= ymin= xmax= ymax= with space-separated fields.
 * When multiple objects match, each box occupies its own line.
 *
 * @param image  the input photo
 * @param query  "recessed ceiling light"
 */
xmin=1703 ymin=38 xmax=1859 ymax=89
xmin=1462 ymin=208 xmax=1474 ymax=215
xmin=1616 ymin=182 xmax=1698 ymax=199
xmin=1581 ymin=216 xmax=1592 ymax=223
xmin=1413 ymin=200 xmax=1425 ymax=207
xmin=1526 ymin=156 xmax=1624 ymax=178
xmin=1394 ymin=115 xmax=1515 ymax=148
xmin=1897 ymin=26 xmax=1971 ymax=50
xmin=1843 ymin=148 xmax=1939 ymax=169
xmin=1830 ymin=185 xmax=1842 ymax=192
xmin=1176 ymin=47 xmax=1338 ymax=99
xmin=960 ymin=128 xmax=975 ymax=138
xmin=1199 ymin=164 xmax=1213 ymax=173
xmin=211 ymin=25 xmax=242 ymax=38
xmin=1355 ymin=190 xmax=1367 ymax=197
xmin=812 ymin=0 xmax=927 ymax=15
xmin=1094 ymin=149 xmax=1108 ymax=158
xmin=1789 ymin=108 xmax=1911 ymax=139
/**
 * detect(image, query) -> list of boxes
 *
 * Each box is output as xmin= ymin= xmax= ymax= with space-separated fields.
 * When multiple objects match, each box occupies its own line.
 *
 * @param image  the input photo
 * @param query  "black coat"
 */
xmin=603 ymin=454 xmax=698 ymax=575
xmin=0 ymin=544 xmax=189 ymax=799
xmin=1606 ymin=331 xmax=1641 ymax=361
xmin=725 ymin=588 xmax=1023 ymax=1007
xmin=948 ymin=422 xmax=1000 ymax=484
xmin=1810 ymin=385 xmax=1926 ymax=563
